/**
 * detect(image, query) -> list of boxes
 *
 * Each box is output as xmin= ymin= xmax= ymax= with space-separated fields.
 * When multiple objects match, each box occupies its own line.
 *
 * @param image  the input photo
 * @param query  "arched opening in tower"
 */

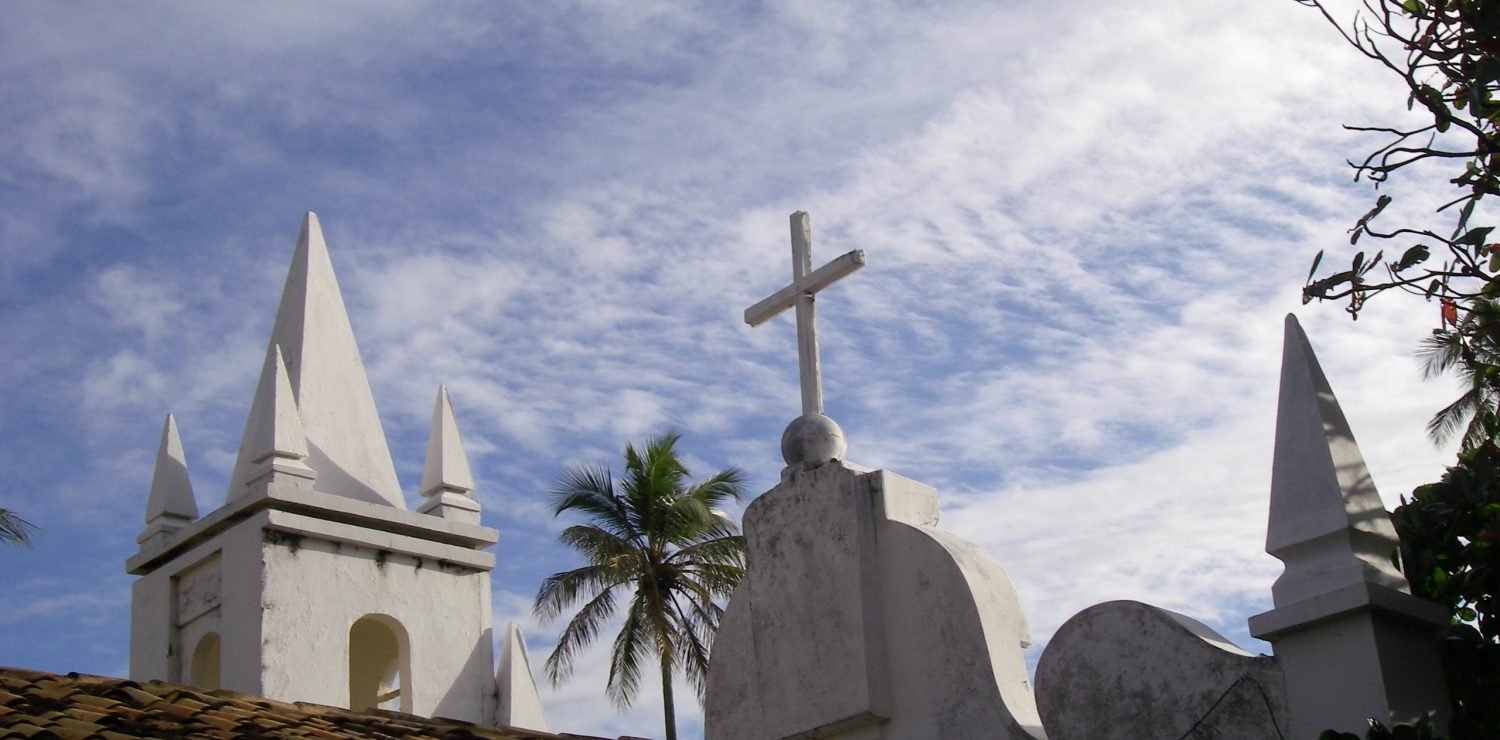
xmin=189 ymin=632 xmax=221 ymax=690
xmin=348 ymin=614 xmax=411 ymax=713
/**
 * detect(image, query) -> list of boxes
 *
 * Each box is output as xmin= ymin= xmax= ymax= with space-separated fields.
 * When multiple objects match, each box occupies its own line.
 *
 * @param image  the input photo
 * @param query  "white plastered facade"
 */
xmin=129 ymin=484 xmax=502 ymax=720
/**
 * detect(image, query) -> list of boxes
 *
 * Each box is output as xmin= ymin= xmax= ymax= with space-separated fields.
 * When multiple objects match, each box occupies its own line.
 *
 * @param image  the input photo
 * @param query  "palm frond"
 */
xmin=1427 ymin=388 xmax=1482 ymax=445
xmin=667 ymin=534 xmax=746 ymax=568
xmin=534 ymin=562 xmax=633 ymax=622
xmin=660 ymin=495 xmax=718 ymax=546
xmin=676 ymin=562 xmax=746 ymax=597
xmin=605 ymin=587 xmax=658 ymax=708
xmin=550 ymin=464 xmax=630 ymax=529
xmin=544 ymin=584 xmax=620 ymax=685
xmin=1419 ymin=324 xmax=1500 ymax=448
xmin=0 ymin=508 xmax=36 ymax=546
xmin=1419 ymin=328 xmax=1470 ymax=380
xmin=1461 ymin=402 xmax=1500 ymax=450
xmin=557 ymin=523 xmax=641 ymax=565
xmin=664 ymin=590 xmax=718 ymax=701
xmin=687 ymin=467 xmax=746 ymax=511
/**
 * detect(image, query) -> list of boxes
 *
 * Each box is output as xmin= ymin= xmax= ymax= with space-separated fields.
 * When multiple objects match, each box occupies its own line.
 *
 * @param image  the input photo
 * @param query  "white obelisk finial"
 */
xmin=139 ymin=413 xmax=199 ymax=548
xmin=417 ymin=385 xmax=481 ymax=524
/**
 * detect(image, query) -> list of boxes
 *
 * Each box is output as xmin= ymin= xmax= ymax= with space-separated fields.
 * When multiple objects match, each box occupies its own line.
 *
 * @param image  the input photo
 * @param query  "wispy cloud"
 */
xmin=0 ymin=0 xmax=1467 ymax=736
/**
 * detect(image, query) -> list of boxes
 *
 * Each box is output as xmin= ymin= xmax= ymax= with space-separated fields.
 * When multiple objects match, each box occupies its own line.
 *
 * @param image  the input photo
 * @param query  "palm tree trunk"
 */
xmin=661 ymin=648 xmax=677 ymax=740
xmin=660 ymin=648 xmax=678 ymax=738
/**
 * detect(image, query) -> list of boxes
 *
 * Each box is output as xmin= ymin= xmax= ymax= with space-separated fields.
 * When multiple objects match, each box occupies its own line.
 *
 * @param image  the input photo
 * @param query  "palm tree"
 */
xmin=1 ymin=507 xmax=36 ymax=546
xmin=533 ymin=433 xmax=745 ymax=740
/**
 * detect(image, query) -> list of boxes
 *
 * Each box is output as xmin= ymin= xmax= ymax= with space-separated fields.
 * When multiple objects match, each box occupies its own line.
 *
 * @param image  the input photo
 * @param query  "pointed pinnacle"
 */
xmin=233 ymin=345 xmax=309 ymax=484
xmin=146 ymin=413 xmax=198 ymax=523
xmin=1265 ymin=314 xmax=1406 ymax=605
xmin=421 ymin=385 xmax=475 ymax=497
xmin=495 ymin=622 xmax=550 ymax=732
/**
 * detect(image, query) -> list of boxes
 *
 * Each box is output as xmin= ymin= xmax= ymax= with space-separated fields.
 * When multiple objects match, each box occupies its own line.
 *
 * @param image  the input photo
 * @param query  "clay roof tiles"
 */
xmin=0 ymin=667 xmax=623 ymax=740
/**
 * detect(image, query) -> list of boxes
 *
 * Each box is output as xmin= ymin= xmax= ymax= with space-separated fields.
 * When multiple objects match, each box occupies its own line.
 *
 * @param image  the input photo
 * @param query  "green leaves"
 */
xmin=1397 ymin=245 xmax=1432 ymax=271
xmin=1456 ymin=226 xmax=1495 ymax=247
xmin=1351 ymin=195 xmax=1393 ymax=244
xmin=1304 ymin=270 xmax=1356 ymax=302
xmin=1393 ymin=438 xmax=1500 ymax=737
xmin=1416 ymin=84 xmax=1454 ymax=131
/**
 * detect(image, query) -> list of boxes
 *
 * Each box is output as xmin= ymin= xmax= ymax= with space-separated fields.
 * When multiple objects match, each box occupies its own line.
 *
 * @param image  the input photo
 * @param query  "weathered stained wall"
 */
xmin=257 ymin=533 xmax=494 ymax=719
xmin=130 ymin=518 xmax=264 ymax=693
xmin=1035 ymin=601 xmax=1288 ymax=740
xmin=706 ymin=463 xmax=1043 ymax=739
xmin=130 ymin=485 xmax=499 ymax=724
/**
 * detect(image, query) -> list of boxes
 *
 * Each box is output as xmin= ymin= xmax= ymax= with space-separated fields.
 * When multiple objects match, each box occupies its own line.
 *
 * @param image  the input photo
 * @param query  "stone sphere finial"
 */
xmin=781 ymin=413 xmax=847 ymax=468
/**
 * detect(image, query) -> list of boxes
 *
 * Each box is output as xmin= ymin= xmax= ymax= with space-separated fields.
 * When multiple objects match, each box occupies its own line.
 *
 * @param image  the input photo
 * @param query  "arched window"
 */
xmin=348 ymin=614 xmax=411 ymax=713
xmin=189 ymin=632 xmax=221 ymax=690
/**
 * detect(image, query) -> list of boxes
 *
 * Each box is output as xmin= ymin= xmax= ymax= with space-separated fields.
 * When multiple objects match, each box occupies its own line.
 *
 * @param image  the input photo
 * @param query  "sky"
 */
xmin=0 ymin=1 xmax=1476 ymax=737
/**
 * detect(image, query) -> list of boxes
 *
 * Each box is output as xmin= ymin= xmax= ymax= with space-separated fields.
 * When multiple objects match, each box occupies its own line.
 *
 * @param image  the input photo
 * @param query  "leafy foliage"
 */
xmin=1319 ymin=712 xmax=1443 ymax=740
xmin=0 ymin=507 xmax=36 ymax=547
xmin=1298 ymin=0 xmax=1500 ymax=322
xmin=1392 ymin=444 xmax=1500 ymax=738
xmin=533 ymin=433 xmax=745 ymax=740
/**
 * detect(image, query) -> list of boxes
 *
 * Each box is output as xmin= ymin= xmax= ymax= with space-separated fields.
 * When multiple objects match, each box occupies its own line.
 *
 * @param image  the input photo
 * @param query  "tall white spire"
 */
xmin=418 ymin=385 xmax=481 ymax=524
xmin=226 ymin=212 xmax=404 ymax=507
xmin=494 ymin=622 xmax=549 ymax=732
xmin=140 ymin=413 xmax=198 ymax=547
xmin=1263 ymin=314 xmax=1407 ymax=605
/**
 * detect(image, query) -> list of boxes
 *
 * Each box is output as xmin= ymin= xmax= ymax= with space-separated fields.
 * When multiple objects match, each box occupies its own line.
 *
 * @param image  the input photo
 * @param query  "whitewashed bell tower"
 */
xmin=127 ymin=213 xmax=547 ymax=730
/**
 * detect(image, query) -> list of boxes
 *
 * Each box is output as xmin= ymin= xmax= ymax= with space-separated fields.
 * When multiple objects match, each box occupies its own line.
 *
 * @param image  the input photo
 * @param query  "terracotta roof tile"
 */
xmin=0 ymin=667 xmax=618 ymax=740
xmin=62 ymin=706 xmax=110 ymax=724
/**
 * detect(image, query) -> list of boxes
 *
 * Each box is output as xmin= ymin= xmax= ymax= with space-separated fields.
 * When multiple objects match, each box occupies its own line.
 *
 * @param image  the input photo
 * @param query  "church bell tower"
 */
xmin=126 ymin=213 xmax=547 ymax=730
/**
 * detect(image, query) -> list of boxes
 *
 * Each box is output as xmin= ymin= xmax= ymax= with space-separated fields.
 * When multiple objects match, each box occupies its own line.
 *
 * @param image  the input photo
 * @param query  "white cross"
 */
xmin=745 ymin=211 xmax=865 ymax=416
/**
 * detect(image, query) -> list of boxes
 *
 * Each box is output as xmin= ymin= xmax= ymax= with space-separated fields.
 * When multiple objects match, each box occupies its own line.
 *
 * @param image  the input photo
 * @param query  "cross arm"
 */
xmin=743 ymin=249 xmax=867 ymax=327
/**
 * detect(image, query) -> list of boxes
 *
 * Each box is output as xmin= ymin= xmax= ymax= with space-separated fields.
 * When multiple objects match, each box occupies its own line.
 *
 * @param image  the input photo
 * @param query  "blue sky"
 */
xmin=0 ymin=1 xmax=1471 ymax=737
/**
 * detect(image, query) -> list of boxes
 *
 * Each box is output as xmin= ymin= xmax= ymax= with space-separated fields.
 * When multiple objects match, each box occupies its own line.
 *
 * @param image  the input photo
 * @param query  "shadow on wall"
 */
xmin=434 ymin=626 xmax=494 ymax=722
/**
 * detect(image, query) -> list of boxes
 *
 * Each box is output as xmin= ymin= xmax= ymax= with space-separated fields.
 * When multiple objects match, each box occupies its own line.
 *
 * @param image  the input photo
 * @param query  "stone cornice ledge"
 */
xmin=126 ymin=485 xmax=497 ymax=575
xmin=1248 ymin=581 xmax=1449 ymax=640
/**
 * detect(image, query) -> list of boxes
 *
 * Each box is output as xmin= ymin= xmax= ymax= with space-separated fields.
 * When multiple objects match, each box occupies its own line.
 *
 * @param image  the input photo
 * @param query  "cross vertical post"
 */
xmin=791 ymin=214 xmax=821 ymax=416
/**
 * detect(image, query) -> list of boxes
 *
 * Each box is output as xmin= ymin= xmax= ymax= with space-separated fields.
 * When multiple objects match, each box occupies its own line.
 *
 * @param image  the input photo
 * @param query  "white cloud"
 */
xmin=0 ymin=0 xmax=1476 ymax=737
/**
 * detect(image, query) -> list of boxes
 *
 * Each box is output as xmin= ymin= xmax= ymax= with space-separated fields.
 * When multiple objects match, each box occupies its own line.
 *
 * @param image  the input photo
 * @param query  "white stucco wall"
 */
xmin=706 ymin=463 xmax=1044 ymax=739
xmin=130 ymin=518 xmax=264 ymax=692
xmin=257 ymin=533 xmax=494 ymax=720
xmin=130 ymin=485 xmax=499 ymax=724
